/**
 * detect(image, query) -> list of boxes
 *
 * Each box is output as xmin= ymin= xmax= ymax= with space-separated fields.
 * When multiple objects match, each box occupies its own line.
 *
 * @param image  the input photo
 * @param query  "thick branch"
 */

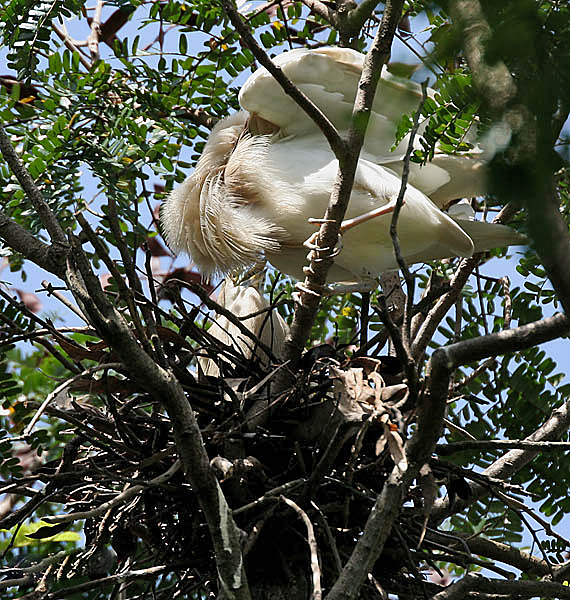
xmin=0 ymin=210 xmax=66 ymax=278
xmin=450 ymin=0 xmax=570 ymax=316
xmin=343 ymin=0 xmax=383 ymax=37
xmin=437 ymin=440 xmax=570 ymax=454
xmin=299 ymin=0 xmax=336 ymax=24
xmin=426 ymin=530 xmax=550 ymax=577
xmin=326 ymin=204 xmax=447 ymax=600
xmin=284 ymin=0 xmax=405 ymax=365
xmin=449 ymin=0 xmax=516 ymax=113
xmin=525 ymin=177 xmax=570 ymax=316
xmin=429 ymin=313 xmax=570 ymax=522
xmin=435 ymin=312 xmax=569 ymax=368
xmin=433 ymin=573 xmax=570 ymax=600
xmin=62 ymin=242 xmax=250 ymax=599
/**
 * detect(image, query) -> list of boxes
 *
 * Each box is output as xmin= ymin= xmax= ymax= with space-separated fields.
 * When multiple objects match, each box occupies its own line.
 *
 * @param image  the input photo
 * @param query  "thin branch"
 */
xmin=280 ymin=496 xmax=322 ymax=600
xmin=220 ymin=0 xmax=344 ymax=157
xmin=40 ymin=280 xmax=91 ymax=323
xmin=411 ymin=255 xmax=480 ymax=360
xmin=40 ymin=566 xmax=170 ymax=600
xmin=179 ymin=280 xmax=279 ymax=364
xmin=437 ymin=440 xmax=570 ymax=454
xmin=0 ymin=287 xmax=80 ymax=373
xmin=23 ymin=363 xmax=123 ymax=436
xmin=391 ymin=80 xmax=428 ymax=352
xmin=62 ymin=238 xmax=251 ymax=598
xmin=43 ymin=461 xmax=181 ymax=524
xmin=232 ymin=479 xmax=306 ymax=516
xmin=496 ymin=488 xmax=570 ymax=549
xmin=52 ymin=23 xmax=93 ymax=70
xmin=172 ymin=105 xmax=219 ymax=130
xmin=0 ymin=125 xmax=67 ymax=245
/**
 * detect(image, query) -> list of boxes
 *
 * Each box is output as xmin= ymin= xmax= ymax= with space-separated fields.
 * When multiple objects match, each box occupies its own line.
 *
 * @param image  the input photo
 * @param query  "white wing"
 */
xmin=239 ymin=47 xmax=486 ymax=206
xmin=261 ymin=135 xmax=475 ymax=283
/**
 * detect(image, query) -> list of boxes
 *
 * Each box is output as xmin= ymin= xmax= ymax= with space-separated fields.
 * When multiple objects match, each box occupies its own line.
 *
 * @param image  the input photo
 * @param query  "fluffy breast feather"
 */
xmin=162 ymin=112 xmax=291 ymax=277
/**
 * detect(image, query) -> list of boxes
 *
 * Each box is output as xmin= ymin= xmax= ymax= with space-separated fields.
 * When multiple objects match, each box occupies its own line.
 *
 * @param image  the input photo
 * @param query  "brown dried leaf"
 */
xmin=367 ymin=370 xmax=385 ymax=410
xmin=69 ymin=375 xmax=136 ymax=395
xmin=418 ymin=464 xmax=438 ymax=548
xmin=348 ymin=356 xmax=384 ymax=377
xmin=330 ymin=366 xmax=376 ymax=420
xmin=56 ymin=335 xmax=108 ymax=361
xmin=155 ymin=325 xmax=194 ymax=351
xmin=380 ymin=383 xmax=408 ymax=404
xmin=386 ymin=428 xmax=407 ymax=473
xmin=162 ymin=267 xmax=215 ymax=295
xmin=375 ymin=433 xmax=387 ymax=456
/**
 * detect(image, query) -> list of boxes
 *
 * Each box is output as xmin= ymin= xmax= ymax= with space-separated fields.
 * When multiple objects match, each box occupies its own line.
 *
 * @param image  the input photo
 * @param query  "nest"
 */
xmin=0 ymin=314 xmax=477 ymax=600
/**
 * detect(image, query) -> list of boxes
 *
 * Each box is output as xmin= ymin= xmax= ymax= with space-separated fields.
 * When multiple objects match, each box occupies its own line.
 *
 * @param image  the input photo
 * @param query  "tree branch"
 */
xmin=437 ymin=440 xmax=570 ymax=455
xmin=426 ymin=530 xmax=550 ymax=577
xmin=432 ymin=572 xmax=570 ymax=600
xmin=0 ymin=209 xmax=66 ymax=278
xmin=411 ymin=255 xmax=480 ymax=360
xmin=284 ymin=0 xmax=405 ymax=365
xmin=428 ymin=313 xmax=570 ymax=522
xmin=343 ymin=0 xmax=383 ymax=37
xmin=450 ymin=0 xmax=570 ymax=316
xmin=299 ymin=0 xmax=336 ymax=25
xmin=220 ymin=0 xmax=344 ymax=157
xmin=0 ymin=124 xmax=67 ymax=245
xmin=46 ymin=230 xmax=251 ymax=597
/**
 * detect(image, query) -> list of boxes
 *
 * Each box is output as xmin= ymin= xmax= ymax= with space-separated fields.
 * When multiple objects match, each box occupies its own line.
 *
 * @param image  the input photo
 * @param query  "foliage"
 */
xmin=0 ymin=1 xmax=568 ymax=599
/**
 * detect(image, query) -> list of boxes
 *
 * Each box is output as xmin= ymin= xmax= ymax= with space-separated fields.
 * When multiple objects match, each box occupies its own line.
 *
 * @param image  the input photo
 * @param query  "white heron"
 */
xmin=162 ymin=46 xmax=525 ymax=286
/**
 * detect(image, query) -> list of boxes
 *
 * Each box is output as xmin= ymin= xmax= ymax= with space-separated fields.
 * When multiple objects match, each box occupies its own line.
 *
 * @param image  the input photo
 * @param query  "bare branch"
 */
xmin=432 ymin=572 xmax=570 ymax=600
xmin=52 ymin=23 xmax=93 ymax=70
xmin=23 ymin=363 xmax=122 ymax=436
xmin=0 ymin=210 xmax=66 ymax=278
xmin=44 ymin=461 xmax=181 ymax=524
xmin=86 ymin=0 xmax=104 ymax=59
xmin=411 ymin=255 xmax=480 ymax=360
xmin=299 ymin=0 xmax=335 ymax=24
xmin=429 ymin=313 xmax=570 ymax=522
xmin=437 ymin=440 xmax=570 ymax=454
xmin=59 ymin=237 xmax=251 ymax=597
xmin=285 ymin=0 xmax=405 ymax=364
xmin=220 ymin=0 xmax=344 ymax=157
xmin=280 ymin=496 xmax=322 ymax=600
xmin=343 ymin=0 xmax=383 ymax=37
xmin=426 ymin=530 xmax=550 ymax=577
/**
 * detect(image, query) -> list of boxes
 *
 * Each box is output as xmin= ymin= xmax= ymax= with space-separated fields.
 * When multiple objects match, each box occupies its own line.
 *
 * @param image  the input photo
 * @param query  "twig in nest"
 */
xmin=280 ymin=495 xmax=322 ymax=600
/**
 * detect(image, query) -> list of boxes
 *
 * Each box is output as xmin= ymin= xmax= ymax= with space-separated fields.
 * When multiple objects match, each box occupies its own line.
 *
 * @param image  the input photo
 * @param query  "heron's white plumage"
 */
xmin=198 ymin=276 xmax=289 ymax=376
xmin=162 ymin=47 xmax=525 ymax=284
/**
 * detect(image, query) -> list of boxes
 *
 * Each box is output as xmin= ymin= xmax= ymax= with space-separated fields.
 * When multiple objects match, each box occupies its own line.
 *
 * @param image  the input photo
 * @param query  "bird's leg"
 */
xmin=338 ymin=196 xmax=402 ymax=233
xmin=293 ymin=200 xmax=401 ymax=301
